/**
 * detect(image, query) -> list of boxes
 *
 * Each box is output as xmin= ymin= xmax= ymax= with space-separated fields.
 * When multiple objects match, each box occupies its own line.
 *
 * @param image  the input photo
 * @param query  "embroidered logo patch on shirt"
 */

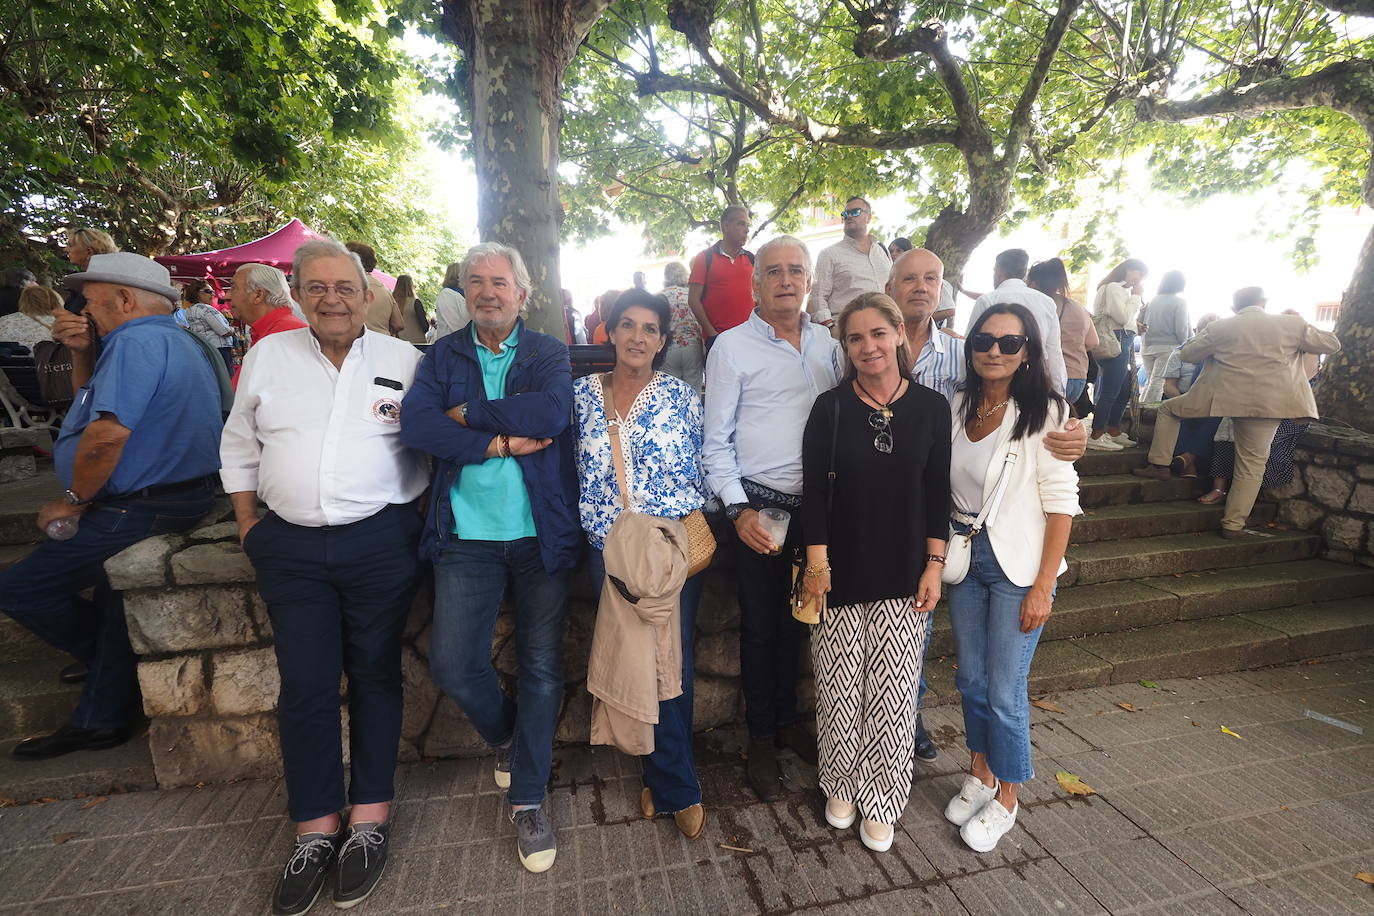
xmin=372 ymin=397 xmax=401 ymax=424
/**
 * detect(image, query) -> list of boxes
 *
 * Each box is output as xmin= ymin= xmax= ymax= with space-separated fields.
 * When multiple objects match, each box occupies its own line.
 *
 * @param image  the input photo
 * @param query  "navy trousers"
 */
xmin=244 ymin=503 xmax=421 ymax=823
xmin=0 ymin=485 xmax=216 ymax=730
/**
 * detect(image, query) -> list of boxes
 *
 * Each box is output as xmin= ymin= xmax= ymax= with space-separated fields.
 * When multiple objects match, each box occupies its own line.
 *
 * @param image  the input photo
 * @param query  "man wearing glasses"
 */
xmin=221 ymin=238 xmax=428 ymax=914
xmin=810 ymin=197 xmax=893 ymax=326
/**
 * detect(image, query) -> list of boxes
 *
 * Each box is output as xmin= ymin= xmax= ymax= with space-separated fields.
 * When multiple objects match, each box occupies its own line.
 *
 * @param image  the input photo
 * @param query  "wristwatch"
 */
xmin=724 ymin=503 xmax=750 ymax=521
xmin=63 ymin=488 xmax=90 ymax=507
xmin=457 ymin=402 xmax=468 ymax=422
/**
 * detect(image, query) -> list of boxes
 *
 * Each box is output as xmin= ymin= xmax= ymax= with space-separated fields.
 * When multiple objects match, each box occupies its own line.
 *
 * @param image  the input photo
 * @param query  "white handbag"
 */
xmin=942 ymin=450 xmax=1018 ymax=585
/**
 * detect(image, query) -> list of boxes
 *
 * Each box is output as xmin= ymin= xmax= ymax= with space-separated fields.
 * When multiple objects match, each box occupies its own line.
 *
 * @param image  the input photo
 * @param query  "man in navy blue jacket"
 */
xmin=399 ymin=241 xmax=578 ymax=874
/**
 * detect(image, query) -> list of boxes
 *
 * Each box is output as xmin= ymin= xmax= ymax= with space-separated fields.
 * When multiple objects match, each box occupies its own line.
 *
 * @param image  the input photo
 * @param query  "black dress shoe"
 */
xmin=12 ymin=723 xmax=131 ymax=760
xmin=334 ymin=821 xmax=390 ymax=909
xmin=914 ymin=714 xmax=938 ymax=761
xmin=272 ymin=827 xmax=343 ymax=916
xmin=59 ymin=661 xmax=88 ymax=684
xmin=746 ymin=737 xmax=783 ymax=802
xmin=774 ymin=722 xmax=819 ymax=766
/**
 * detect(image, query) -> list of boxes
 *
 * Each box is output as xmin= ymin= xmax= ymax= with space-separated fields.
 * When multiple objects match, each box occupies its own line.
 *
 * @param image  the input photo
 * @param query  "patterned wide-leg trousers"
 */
xmin=812 ymin=597 xmax=932 ymax=825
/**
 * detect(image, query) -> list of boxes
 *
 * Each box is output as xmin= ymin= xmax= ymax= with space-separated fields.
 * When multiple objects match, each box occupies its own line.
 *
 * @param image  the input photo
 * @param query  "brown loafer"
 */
xmin=640 ymin=787 xmax=655 ymax=819
xmin=1131 ymin=464 xmax=1172 ymax=481
xmin=674 ymin=804 xmax=706 ymax=839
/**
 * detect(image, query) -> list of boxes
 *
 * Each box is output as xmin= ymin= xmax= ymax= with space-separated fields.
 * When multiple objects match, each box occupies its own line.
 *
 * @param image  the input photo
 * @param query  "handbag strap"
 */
xmin=967 ymin=450 xmax=1017 ymax=535
xmin=602 ymin=374 xmax=630 ymax=511
xmin=825 ymin=393 xmax=839 ymax=519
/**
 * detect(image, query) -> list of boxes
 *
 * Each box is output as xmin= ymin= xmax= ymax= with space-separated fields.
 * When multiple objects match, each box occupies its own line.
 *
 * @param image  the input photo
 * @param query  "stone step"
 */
xmin=925 ymin=558 xmax=1373 ymax=656
xmin=0 ymin=733 xmax=155 ymax=803
xmin=923 ymin=596 xmax=1374 ymax=703
xmin=1078 ymin=473 xmax=1207 ymax=509
xmin=1062 ymin=529 xmax=1320 ymax=586
xmin=1073 ymin=446 xmax=1150 ymax=478
xmin=0 ymin=657 xmax=80 ymax=742
xmin=1070 ymin=499 xmax=1277 ymax=544
xmin=0 ymin=618 xmax=65 ymax=664
xmin=0 ymin=474 xmax=59 ymax=546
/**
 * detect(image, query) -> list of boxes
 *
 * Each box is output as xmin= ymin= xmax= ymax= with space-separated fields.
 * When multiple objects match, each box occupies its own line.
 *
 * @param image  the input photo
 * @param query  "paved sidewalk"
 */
xmin=0 ymin=657 xmax=1370 ymax=914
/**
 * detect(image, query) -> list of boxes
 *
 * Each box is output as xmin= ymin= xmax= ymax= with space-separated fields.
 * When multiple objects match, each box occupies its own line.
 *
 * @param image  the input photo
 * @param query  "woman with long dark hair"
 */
xmin=801 ymin=292 xmax=950 ymax=852
xmin=1087 ymin=258 xmax=1146 ymax=450
xmin=1027 ymin=258 xmax=1097 ymax=410
xmin=943 ymin=303 xmax=1080 ymax=853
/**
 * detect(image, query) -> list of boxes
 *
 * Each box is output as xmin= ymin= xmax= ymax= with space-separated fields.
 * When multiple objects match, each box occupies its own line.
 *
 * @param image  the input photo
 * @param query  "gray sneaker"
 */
xmin=494 ymin=742 xmax=512 ymax=789
xmin=512 ymin=806 xmax=556 ymax=873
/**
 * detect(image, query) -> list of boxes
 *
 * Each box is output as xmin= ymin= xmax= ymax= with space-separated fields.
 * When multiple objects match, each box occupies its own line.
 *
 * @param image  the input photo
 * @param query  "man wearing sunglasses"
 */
xmin=810 ymin=197 xmax=893 ymax=326
xmin=966 ymin=249 xmax=1068 ymax=394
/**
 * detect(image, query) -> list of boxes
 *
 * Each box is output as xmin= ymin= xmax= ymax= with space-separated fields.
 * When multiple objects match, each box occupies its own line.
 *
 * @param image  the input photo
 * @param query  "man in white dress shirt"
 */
xmin=809 ymin=197 xmax=893 ymax=326
xmin=704 ymin=235 xmax=840 ymax=801
xmin=220 ymin=238 xmax=427 ymax=915
xmin=966 ymin=249 xmax=1067 ymax=393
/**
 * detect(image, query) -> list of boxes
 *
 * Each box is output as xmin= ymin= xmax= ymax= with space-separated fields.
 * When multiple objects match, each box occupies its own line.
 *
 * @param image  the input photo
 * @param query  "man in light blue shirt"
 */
xmin=703 ymin=235 xmax=840 ymax=801
xmin=891 ymin=248 xmax=965 ymax=404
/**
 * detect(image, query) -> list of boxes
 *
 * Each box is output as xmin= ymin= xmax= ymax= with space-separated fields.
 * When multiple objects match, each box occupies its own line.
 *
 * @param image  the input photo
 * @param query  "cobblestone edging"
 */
xmin=0 ymin=426 xmax=40 ymax=483
xmin=106 ymin=525 xmax=778 ymax=789
xmin=1272 ymin=423 xmax=1374 ymax=567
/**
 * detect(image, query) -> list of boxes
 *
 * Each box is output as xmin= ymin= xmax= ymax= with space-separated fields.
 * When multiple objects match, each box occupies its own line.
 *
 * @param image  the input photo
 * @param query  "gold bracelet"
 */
xmin=803 ymin=564 xmax=830 ymax=577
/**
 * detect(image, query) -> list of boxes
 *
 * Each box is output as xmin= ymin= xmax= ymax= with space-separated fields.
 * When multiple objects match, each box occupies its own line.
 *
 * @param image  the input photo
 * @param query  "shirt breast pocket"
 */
xmin=366 ymin=384 xmax=405 ymax=428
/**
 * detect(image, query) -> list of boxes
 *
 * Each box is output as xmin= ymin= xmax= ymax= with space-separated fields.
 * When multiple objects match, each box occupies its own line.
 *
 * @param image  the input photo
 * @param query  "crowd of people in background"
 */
xmin=0 ymin=205 xmax=1343 ymax=914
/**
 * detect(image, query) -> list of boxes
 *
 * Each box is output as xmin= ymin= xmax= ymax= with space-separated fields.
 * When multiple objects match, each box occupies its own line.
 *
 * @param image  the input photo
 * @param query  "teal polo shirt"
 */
xmin=450 ymin=324 xmax=537 ymax=540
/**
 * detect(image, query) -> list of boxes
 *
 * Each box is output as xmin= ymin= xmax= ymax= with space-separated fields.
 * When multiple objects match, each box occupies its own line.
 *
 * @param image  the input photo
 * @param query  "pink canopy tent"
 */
xmin=154 ymin=218 xmax=397 ymax=291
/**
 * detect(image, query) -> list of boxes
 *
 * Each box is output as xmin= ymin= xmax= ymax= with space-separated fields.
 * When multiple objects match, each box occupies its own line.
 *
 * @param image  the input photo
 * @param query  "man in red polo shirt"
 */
xmin=227 ymin=262 xmax=307 ymax=388
xmin=688 ymin=206 xmax=755 ymax=339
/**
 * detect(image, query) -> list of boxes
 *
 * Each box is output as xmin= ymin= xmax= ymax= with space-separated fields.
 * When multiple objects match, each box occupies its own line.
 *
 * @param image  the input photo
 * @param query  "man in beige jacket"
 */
xmin=1133 ymin=286 xmax=1341 ymax=537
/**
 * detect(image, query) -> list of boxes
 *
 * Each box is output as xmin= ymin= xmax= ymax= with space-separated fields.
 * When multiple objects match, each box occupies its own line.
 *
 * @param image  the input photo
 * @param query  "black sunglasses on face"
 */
xmin=970 ymin=332 xmax=1027 ymax=355
xmin=840 ymin=207 xmax=867 ymax=219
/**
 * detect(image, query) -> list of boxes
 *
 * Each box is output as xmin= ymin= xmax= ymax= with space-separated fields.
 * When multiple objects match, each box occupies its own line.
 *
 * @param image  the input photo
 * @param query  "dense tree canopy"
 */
xmin=0 ymin=0 xmax=462 ymax=290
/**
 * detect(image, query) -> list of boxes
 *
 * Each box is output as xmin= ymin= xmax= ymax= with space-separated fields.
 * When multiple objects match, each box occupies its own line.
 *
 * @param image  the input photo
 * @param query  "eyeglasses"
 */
xmin=970 ymin=332 xmax=1027 ymax=355
xmin=840 ymin=207 xmax=868 ymax=219
xmin=868 ymin=410 xmax=893 ymax=454
xmin=301 ymin=282 xmax=362 ymax=300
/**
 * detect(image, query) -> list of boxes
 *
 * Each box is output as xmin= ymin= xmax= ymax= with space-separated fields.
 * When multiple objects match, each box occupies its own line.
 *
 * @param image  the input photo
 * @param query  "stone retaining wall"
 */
xmin=108 ymin=518 xmax=788 ymax=789
xmin=1273 ymin=423 xmax=1374 ymax=567
xmin=0 ymin=427 xmax=39 ymax=483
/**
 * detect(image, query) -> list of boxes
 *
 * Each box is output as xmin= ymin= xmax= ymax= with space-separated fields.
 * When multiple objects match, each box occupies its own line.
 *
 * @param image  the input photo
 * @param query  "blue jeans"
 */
xmin=1064 ymin=378 xmax=1086 ymax=404
xmin=1175 ymin=415 xmax=1222 ymax=465
xmin=588 ymin=547 xmax=704 ymax=812
xmin=947 ymin=527 xmax=1043 ymax=784
xmin=0 ymin=485 xmax=215 ymax=730
xmin=1091 ymin=330 xmax=1135 ymax=432
xmin=245 ymin=503 xmax=421 ymax=822
xmin=431 ymin=537 xmax=568 ymax=807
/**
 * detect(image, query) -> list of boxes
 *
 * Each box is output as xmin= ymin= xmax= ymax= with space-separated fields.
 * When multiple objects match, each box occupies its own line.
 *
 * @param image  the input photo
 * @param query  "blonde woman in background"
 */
xmin=433 ymin=261 xmax=469 ymax=340
xmin=0 ymin=285 xmax=61 ymax=350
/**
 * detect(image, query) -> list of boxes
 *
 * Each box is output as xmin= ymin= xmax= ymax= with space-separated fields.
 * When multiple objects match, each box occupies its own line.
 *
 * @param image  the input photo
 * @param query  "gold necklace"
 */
xmin=976 ymin=398 xmax=1010 ymax=422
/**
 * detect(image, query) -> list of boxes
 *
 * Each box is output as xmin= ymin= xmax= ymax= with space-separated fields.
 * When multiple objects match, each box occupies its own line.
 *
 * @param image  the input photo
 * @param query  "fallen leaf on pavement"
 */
xmin=1220 ymin=726 xmax=1243 ymax=739
xmin=52 ymin=832 xmax=85 ymax=846
xmin=79 ymin=796 xmax=108 ymax=810
xmin=1139 ymin=680 xmax=1159 ymax=689
xmin=1192 ymin=720 xmax=1202 ymax=727
xmin=1355 ymin=872 xmax=1374 ymax=885
xmin=1031 ymin=698 xmax=1066 ymax=714
xmin=1055 ymin=771 xmax=1096 ymax=796
xmin=719 ymin=844 xmax=753 ymax=853
xmin=1279 ymin=805 xmax=1289 ymax=811
xmin=1117 ymin=702 xmax=1138 ymax=712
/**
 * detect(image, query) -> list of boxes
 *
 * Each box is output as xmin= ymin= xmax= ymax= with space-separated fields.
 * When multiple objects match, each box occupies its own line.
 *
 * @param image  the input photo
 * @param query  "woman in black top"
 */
xmin=800 ymin=291 xmax=951 ymax=852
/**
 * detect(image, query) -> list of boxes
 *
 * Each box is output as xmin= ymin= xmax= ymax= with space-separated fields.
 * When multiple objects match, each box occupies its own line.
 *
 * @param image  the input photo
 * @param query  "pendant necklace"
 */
xmin=855 ymin=376 xmax=901 ymax=419
xmin=977 ymin=397 xmax=1011 ymax=423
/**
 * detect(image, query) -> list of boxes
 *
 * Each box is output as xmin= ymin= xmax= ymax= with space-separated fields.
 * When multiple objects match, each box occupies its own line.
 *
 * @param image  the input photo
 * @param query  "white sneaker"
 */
xmin=944 ymin=775 xmax=997 ymax=827
xmin=960 ymin=798 xmax=1018 ymax=853
xmin=1111 ymin=433 xmax=1138 ymax=447
xmin=1086 ymin=435 xmax=1123 ymax=451
xmin=859 ymin=818 xmax=894 ymax=853
xmin=824 ymin=797 xmax=856 ymax=830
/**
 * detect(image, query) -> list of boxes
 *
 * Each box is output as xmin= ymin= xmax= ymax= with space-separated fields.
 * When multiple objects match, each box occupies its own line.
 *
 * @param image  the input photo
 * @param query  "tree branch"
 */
xmin=1004 ymin=0 xmax=1084 ymax=162
xmin=1316 ymin=1 xmax=1374 ymax=16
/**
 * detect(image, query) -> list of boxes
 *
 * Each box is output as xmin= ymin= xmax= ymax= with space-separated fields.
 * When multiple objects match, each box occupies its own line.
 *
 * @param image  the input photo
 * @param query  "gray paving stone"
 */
xmin=1056 ymin=836 xmax=1215 ymax=913
xmin=946 ymin=857 xmax=1108 ymax=914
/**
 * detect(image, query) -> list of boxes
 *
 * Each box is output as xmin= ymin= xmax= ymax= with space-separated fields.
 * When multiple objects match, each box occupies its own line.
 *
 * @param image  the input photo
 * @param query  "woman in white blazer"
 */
xmin=942 ymin=303 xmax=1081 ymax=854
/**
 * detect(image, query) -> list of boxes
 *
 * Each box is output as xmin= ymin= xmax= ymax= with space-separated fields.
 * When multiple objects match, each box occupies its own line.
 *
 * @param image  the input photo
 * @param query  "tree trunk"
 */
xmin=1315 ymin=221 xmax=1374 ymax=432
xmin=445 ymin=0 xmax=611 ymax=340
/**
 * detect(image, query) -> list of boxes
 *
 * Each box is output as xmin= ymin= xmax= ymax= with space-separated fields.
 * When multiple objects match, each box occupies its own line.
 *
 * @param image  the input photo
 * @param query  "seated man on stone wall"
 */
xmin=400 ymin=241 xmax=578 ymax=875
xmin=0 ymin=252 xmax=221 ymax=759
xmin=220 ymin=238 xmax=428 ymax=915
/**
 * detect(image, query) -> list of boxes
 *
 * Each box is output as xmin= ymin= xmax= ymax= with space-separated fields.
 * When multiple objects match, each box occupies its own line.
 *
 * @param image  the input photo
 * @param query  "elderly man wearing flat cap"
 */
xmin=0 ymin=252 xmax=222 ymax=759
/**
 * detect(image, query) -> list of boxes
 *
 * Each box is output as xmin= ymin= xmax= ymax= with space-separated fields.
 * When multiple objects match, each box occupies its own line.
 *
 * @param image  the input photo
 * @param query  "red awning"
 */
xmin=154 ymin=218 xmax=396 ymax=290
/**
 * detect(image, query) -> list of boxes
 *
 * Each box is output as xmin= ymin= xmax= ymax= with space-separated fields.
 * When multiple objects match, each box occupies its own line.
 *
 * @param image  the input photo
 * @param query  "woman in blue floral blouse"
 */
xmin=573 ymin=288 xmax=709 ymax=839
